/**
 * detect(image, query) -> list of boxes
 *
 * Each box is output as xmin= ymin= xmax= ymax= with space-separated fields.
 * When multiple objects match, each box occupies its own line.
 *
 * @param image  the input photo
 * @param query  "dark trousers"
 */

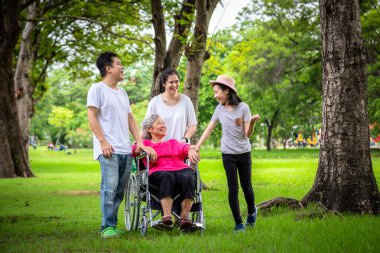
xmin=149 ymin=168 xmax=195 ymax=201
xmin=222 ymin=152 xmax=255 ymax=225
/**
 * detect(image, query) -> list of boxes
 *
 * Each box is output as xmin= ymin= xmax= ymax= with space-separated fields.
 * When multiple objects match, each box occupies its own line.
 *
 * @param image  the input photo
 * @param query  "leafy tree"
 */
xmin=150 ymin=0 xmax=196 ymax=96
xmin=226 ymin=0 xmax=322 ymax=150
xmin=195 ymin=28 xmax=238 ymax=146
xmin=1 ymin=0 xmax=153 ymax=177
xmin=300 ymin=0 xmax=379 ymax=213
xmin=361 ymin=1 xmax=380 ymax=137
xmin=0 ymin=0 xmax=34 ymax=178
xmin=48 ymin=106 xmax=74 ymax=146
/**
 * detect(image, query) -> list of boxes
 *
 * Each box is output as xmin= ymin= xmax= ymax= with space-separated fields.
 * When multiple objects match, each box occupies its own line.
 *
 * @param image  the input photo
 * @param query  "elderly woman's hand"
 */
xmin=137 ymin=143 xmax=157 ymax=163
xmin=188 ymin=146 xmax=200 ymax=164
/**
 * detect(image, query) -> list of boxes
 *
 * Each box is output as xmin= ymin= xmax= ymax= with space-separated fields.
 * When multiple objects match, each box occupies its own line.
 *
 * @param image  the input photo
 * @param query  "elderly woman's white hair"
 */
xmin=142 ymin=113 xmax=161 ymax=140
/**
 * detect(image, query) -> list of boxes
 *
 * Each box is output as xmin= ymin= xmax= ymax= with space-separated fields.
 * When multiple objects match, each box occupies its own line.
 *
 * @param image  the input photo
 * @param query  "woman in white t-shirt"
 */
xmin=144 ymin=68 xmax=197 ymax=142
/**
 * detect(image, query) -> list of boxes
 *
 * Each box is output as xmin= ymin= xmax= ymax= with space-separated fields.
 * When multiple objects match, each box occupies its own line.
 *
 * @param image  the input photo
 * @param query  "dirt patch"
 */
xmin=63 ymin=190 xmax=99 ymax=196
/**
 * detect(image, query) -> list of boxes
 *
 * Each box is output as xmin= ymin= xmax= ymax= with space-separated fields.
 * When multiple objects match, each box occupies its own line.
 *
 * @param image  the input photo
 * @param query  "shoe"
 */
xmin=162 ymin=216 xmax=173 ymax=226
xmin=233 ymin=223 xmax=245 ymax=233
xmin=101 ymin=227 xmax=119 ymax=238
xmin=115 ymin=228 xmax=126 ymax=235
xmin=245 ymin=206 xmax=258 ymax=227
xmin=179 ymin=217 xmax=193 ymax=230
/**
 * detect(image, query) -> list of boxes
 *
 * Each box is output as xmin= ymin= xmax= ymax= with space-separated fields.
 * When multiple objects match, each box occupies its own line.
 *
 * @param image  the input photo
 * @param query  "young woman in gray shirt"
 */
xmin=194 ymin=75 xmax=260 ymax=233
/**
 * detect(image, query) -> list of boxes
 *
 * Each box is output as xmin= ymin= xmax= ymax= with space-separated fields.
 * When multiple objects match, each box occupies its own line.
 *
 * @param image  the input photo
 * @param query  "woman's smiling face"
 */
xmin=148 ymin=117 xmax=167 ymax=138
xmin=164 ymin=74 xmax=180 ymax=95
xmin=213 ymin=84 xmax=228 ymax=105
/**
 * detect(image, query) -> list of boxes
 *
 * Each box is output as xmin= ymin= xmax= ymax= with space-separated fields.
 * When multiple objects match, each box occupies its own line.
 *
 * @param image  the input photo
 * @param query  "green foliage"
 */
xmin=131 ymin=100 xmax=150 ymax=128
xmin=119 ymin=61 xmax=153 ymax=104
xmin=48 ymin=106 xmax=74 ymax=129
xmin=66 ymin=127 xmax=92 ymax=149
xmin=361 ymin=1 xmax=380 ymax=137
xmin=194 ymin=28 xmax=238 ymax=145
xmin=31 ymin=61 xmax=152 ymax=147
xmin=217 ymin=1 xmax=322 ymax=147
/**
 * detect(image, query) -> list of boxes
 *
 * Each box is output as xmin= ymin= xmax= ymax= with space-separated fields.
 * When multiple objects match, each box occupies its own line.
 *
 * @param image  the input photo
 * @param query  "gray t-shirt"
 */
xmin=87 ymin=82 xmax=132 ymax=160
xmin=145 ymin=94 xmax=197 ymax=141
xmin=211 ymin=102 xmax=252 ymax=154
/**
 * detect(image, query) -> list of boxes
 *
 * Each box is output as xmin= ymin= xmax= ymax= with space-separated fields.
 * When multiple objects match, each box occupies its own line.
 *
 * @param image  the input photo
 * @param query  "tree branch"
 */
xmin=20 ymin=0 xmax=36 ymax=10
xmin=28 ymin=15 xmax=153 ymax=49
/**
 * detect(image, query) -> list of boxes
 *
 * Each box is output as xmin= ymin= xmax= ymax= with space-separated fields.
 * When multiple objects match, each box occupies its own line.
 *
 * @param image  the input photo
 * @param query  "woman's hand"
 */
xmin=188 ymin=147 xmax=200 ymax=164
xmin=137 ymin=143 xmax=157 ymax=163
xmin=251 ymin=114 xmax=260 ymax=123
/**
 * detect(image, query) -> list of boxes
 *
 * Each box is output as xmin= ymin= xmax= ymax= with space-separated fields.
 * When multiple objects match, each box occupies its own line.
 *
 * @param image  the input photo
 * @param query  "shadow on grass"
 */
xmin=0 ymin=215 xmax=64 ymax=224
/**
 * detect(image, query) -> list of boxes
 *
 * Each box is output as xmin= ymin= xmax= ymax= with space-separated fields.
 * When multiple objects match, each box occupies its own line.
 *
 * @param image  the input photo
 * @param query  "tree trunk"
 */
xmin=0 ymin=0 xmax=34 ymax=178
xmin=266 ymin=123 xmax=273 ymax=151
xmin=183 ymin=0 xmax=219 ymax=126
xmin=150 ymin=0 xmax=195 ymax=97
xmin=301 ymin=0 xmax=379 ymax=214
xmin=264 ymin=111 xmax=279 ymax=151
xmin=14 ymin=1 xmax=39 ymax=159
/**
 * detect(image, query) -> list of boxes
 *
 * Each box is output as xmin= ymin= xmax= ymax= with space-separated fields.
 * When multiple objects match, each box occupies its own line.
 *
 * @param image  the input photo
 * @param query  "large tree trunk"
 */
xmin=183 ymin=0 xmax=219 ymax=119
xmin=14 ymin=1 xmax=39 ymax=159
xmin=0 ymin=0 xmax=34 ymax=178
xmin=301 ymin=0 xmax=379 ymax=214
xmin=150 ymin=0 xmax=195 ymax=97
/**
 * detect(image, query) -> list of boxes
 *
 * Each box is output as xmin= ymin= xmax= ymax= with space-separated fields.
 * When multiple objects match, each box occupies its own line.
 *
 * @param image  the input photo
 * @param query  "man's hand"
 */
xmin=100 ymin=139 xmax=114 ymax=158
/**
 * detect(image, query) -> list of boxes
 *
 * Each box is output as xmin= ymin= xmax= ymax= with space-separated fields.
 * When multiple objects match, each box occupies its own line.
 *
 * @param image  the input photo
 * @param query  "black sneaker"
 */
xmin=233 ymin=223 xmax=245 ymax=233
xmin=245 ymin=206 xmax=258 ymax=227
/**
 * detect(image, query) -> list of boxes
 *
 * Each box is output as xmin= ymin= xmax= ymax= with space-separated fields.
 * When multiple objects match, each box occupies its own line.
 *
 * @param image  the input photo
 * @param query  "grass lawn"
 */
xmin=0 ymin=148 xmax=379 ymax=252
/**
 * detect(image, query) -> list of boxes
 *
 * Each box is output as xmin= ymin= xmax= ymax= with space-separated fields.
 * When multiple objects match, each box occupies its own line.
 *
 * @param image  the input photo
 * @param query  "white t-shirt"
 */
xmin=145 ymin=94 xmax=197 ymax=141
xmin=87 ymin=82 xmax=132 ymax=160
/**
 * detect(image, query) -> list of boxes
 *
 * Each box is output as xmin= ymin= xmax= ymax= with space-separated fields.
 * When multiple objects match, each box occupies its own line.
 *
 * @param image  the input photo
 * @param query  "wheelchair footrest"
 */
xmin=152 ymin=220 xmax=174 ymax=231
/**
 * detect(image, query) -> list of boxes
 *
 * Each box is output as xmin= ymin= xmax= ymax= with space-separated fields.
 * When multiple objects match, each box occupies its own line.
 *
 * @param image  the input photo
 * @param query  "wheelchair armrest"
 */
xmin=137 ymin=151 xmax=148 ymax=160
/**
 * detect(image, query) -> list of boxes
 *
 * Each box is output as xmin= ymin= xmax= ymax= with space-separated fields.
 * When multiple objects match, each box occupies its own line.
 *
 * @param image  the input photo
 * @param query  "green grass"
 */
xmin=0 ymin=148 xmax=379 ymax=252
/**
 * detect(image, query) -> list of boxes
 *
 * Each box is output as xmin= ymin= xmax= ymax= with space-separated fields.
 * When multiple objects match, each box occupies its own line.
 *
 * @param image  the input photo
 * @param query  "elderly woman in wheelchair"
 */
xmin=132 ymin=113 xmax=200 ymax=231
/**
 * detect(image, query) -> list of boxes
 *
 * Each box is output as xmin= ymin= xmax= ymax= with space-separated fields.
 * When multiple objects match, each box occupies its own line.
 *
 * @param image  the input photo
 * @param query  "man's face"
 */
xmin=107 ymin=57 xmax=124 ymax=81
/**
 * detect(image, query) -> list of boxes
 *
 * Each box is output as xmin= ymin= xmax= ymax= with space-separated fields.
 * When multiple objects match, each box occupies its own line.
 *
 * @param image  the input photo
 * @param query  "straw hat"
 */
xmin=210 ymin=75 xmax=237 ymax=93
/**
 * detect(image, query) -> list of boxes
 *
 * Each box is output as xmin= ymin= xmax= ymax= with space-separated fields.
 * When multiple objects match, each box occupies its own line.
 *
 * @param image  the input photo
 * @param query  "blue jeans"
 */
xmin=98 ymin=154 xmax=132 ymax=230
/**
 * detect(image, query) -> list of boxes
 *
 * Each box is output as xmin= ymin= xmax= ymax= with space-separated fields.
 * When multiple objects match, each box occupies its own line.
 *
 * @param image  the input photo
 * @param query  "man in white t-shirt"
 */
xmin=87 ymin=52 xmax=156 ymax=238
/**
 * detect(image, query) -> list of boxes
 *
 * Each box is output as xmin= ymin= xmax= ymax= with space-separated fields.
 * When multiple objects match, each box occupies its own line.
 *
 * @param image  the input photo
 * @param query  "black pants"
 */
xmin=222 ymin=152 xmax=255 ymax=225
xmin=149 ymin=168 xmax=195 ymax=201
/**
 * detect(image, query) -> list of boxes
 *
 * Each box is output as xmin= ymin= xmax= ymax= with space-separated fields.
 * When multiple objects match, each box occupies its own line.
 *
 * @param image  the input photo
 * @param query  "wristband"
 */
xmin=182 ymin=137 xmax=189 ymax=143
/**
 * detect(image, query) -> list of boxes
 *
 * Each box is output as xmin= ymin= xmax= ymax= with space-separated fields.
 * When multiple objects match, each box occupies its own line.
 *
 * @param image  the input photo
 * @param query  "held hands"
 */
xmin=188 ymin=146 xmax=200 ymax=164
xmin=100 ymin=139 xmax=114 ymax=158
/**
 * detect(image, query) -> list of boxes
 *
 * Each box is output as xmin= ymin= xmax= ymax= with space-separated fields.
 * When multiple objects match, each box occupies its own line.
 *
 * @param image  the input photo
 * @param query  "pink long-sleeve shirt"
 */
xmin=132 ymin=139 xmax=190 ymax=175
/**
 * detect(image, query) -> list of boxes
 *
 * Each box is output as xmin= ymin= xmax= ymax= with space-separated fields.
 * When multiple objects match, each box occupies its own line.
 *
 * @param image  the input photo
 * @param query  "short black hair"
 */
xmin=214 ymin=84 xmax=242 ymax=105
xmin=160 ymin=68 xmax=180 ymax=87
xmin=96 ymin=52 xmax=118 ymax=77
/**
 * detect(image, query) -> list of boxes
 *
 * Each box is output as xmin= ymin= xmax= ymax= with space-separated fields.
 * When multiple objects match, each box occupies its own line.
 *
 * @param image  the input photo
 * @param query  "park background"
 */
xmin=1 ymin=0 xmax=380 ymax=252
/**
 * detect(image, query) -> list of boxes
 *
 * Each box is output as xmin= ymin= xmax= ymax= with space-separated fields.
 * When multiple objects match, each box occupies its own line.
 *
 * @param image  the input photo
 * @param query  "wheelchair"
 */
xmin=124 ymin=152 xmax=205 ymax=236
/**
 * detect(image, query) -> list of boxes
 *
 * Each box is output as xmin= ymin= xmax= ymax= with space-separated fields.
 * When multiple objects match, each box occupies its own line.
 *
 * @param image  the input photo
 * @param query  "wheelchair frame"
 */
xmin=124 ymin=153 xmax=205 ymax=236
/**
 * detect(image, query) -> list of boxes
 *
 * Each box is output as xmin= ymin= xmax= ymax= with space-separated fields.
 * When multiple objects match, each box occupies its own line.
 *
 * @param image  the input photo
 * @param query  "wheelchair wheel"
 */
xmin=140 ymin=214 xmax=148 ymax=237
xmin=124 ymin=173 xmax=140 ymax=231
